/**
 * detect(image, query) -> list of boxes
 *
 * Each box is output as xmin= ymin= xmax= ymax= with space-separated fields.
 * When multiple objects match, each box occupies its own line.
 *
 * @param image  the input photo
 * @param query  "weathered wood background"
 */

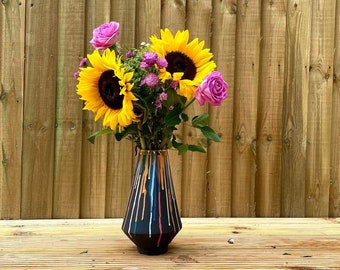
xmin=0 ymin=0 xmax=339 ymax=219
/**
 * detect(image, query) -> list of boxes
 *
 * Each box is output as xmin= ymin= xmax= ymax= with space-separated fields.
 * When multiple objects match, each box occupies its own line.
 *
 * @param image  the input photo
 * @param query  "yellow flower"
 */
xmin=76 ymin=49 xmax=138 ymax=130
xmin=150 ymin=29 xmax=216 ymax=100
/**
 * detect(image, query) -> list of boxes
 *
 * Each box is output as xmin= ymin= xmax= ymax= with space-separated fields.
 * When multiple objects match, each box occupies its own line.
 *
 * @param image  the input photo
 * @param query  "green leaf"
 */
xmin=88 ymin=128 xmax=114 ymax=144
xmin=192 ymin=113 xmax=210 ymax=127
xmin=164 ymin=109 xmax=181 ymax=126
xmin=199 ymin=126 xmax=222 ymax=142
xmin=181 ymin=112 xmax=189 ymax=122
xmin=188 ymin=144 xmax=206 ymax=153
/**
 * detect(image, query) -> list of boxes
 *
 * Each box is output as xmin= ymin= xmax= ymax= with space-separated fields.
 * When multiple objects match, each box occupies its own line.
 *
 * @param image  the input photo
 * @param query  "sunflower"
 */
xmin=76 ymin=49 xmax=138 ymax=130
xmin=149 ymin=28 xmax=216 ymax=100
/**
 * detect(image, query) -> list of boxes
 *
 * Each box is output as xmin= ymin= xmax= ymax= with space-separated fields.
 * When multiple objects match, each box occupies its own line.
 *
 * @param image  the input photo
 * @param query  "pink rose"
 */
xmin=90 ymin=21 xmax=120 ymax=49
xmin=194 ymin=71 xmax=228 ymax=106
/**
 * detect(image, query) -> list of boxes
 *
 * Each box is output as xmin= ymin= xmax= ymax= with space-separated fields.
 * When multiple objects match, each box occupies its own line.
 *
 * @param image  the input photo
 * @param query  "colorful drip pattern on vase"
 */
xmin=122 ymin=150 xmax=182 ymax=249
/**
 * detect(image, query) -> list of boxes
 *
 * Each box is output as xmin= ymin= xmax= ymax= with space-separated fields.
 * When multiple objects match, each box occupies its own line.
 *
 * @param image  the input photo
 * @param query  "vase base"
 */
xmin=137 ymin=245 xmax=168 ymax=256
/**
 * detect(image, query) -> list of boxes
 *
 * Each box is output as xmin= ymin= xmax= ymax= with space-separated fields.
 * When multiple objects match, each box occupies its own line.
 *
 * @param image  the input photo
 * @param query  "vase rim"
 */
xmin=138 ymin=149 xmax=168 ymax=155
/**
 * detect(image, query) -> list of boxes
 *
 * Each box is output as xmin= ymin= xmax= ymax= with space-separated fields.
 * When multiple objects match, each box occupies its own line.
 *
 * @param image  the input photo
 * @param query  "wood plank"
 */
xmin=0 ymin=0 xmax=25 ymax=219
xmin=181 ymin=0 xmax=212 ymax=217
xmin=160 ymin=0 xmax=187 ymax=218
xmin=255 ymin=1 xmax=286 ymax=217
xmin=104 ymin=0 xmax=136 ymax=218
xmin=231 ymin=0 xmax=260 ymax=217
xmin=330 ymin=0 xmax=340 ymax=217
xmin=206 ymin=0 xmax=236 ymax=217
xmin=305 ymin=1 xmax=336 ymax=217
xmin=79 ymin=1 xmax=111 ymax=218
xmin=21 ymin=1 xmax=59 ymax=219
xmin=281 ymin=1 xmax=311 ymax=217
xmin=135 ymin=0 xmax=161 ymax=44
xmin=0 ymin=218 xmax=339 ymax=269
xmin=52 ymin=0 xmax=85 ymax=218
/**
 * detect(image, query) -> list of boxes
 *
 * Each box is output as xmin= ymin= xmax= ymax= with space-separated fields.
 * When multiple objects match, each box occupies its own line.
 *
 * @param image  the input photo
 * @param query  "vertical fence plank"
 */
xmin=105 ymin=0 xmax=136 ymax=218
xmin=80 ymin=1 xmax=112 ymax=218
xmin=255 ymin=1 xmax=286 ymax=217
xmin=281 ymin=1 xmax=311 ymax=217
xmin=181 ymin=0 xmax=212 ymax=217
xmin=206 ymin=0 xmax=236 ymax=217
xmin=330 ymin=1 xmax=340 ymax=217
xmin=160 ymin=0 xmax=187 ymax=213
xmin=305 ymin=1 xmax=336 ymax=217
xmin=21 ymin=1 xmax=58 ymax=219
xmin=231 ymin=0 xmax=260 ymax=217
xmin=0 ymin=0 xmax=24 ymax=219
xmin=52 ymin=1 xmax=85 ymax=219
xmin=136 ymin=0 xmax=161 ymax=44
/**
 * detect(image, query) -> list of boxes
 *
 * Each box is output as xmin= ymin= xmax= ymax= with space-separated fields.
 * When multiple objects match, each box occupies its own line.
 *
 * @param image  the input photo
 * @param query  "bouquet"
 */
xmin=75 ymin=21 xmax=228 ymax=154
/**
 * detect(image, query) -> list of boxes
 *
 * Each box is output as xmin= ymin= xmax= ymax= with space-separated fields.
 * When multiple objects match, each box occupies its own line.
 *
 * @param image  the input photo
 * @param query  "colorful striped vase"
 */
xmin=122 ymin=150 xmax=182 ymax=255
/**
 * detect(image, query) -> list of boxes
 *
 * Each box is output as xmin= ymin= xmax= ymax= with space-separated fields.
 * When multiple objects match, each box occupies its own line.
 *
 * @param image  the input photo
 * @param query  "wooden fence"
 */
xmin=0 ymin=0 xmax=339 ymax=219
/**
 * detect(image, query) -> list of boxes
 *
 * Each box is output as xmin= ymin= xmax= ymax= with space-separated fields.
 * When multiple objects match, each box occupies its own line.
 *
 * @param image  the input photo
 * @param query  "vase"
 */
xmin=122 ymin=149 xmax=182 ymax=255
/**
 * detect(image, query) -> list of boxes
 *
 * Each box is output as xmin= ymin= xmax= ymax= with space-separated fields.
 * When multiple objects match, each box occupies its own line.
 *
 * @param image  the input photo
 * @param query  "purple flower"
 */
xmin=156 ymin=58 xmax=168 ymax=69
xmin=140 ymin=61 xmax=149 ymax=69
xmin=155 ymin=99 xmax=162 ymax=109
xmin=171 ymin=80 xmax=179 ymax=89
xmin=194 ymin=71 xmax=228 ymax=106
xmin=73 ymin=70 xmax=81 ymax=78
xmin=159 ymin=92 xmax=167 ymax=101
xmin=143 ymin=52 xmax=158 ymax=65
xmin=125 ymin=51 xmax=136 ymax=58
xmin=140 ymin=73 xmax=159 ymax=88
xmin=90 ymin=21 xmax=120 ymax=49
xmin=79 ymin=57 xmax=88 ymax=67
xmin=168 ymin=105 xmax=174 ymax=111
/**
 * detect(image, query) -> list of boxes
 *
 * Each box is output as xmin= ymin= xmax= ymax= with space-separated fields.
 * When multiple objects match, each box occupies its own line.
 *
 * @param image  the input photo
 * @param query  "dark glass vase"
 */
xmin=122 ymin=150 xmax=182 ymax=255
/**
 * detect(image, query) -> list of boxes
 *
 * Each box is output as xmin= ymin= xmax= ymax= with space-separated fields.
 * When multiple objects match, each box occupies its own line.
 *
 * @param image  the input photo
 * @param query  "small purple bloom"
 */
xmin=140 ymin=73 xmax=159 ymax=88
xmin=155 ymin=99 xmax=162 ymax=109
xmin=156 ymin=58 xmax=168 ymax=69
xmin=125 ymin=51 xmax=136 ymax=58
xmin=159 ymin=92 xmax=167 ymax=101
xmin=143 ymin=52 xmax=158 ymax=65
xmin=171 ymin=80 xmax=179 ymax=89
xmin=73 ymin=70 xmax=81 ymax=78
xmin=79 ymin=57 xmax=88 ymax=67
xmin=140 ymin=61 xmax=149 ymax=69
xmin=169 ymin=105 xmax=174 ymax=111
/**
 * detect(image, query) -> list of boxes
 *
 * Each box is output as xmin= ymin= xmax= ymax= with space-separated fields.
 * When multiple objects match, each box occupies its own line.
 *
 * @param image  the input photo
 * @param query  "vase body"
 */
xmin=122 ymin=150 xmax=182 ymax=255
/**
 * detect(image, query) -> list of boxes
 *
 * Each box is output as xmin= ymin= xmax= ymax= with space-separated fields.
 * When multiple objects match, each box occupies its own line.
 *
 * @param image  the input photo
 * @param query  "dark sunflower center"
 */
xmin=165 ymin=51 xmax=196 ymax=80
xmin=98 ymin=70 xmax=123 ymax=110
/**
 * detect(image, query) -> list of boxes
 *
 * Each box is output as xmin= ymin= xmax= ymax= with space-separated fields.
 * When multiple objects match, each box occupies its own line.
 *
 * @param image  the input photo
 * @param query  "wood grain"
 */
xmin=0 ymin=218 xmax=339 ymax=269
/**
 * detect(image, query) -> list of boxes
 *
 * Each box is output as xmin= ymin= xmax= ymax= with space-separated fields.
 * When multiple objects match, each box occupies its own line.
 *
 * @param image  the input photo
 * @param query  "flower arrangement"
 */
xmin=75 ymin=21 xmax=228 ymax=154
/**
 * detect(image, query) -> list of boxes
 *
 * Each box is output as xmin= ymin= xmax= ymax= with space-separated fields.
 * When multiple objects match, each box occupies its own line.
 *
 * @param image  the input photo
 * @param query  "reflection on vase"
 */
xmin=122 ymin=150 xmax=182 ymax=255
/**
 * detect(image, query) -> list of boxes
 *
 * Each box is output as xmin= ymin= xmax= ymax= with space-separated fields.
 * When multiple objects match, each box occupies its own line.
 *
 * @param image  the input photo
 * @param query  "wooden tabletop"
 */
xmin=0 ymin=218 xmax=339 ymax=269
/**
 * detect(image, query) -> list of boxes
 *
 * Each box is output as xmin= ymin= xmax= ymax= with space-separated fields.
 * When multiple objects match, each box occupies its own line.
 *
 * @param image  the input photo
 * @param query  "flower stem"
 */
xmin=183 ymin=97 xmax=196 ymax=111
xmin=138 ymin=122 xmax=146 ymax=150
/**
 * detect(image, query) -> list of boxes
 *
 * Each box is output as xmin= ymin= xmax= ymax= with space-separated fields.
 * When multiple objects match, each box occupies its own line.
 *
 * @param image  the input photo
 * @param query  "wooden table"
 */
xmin=0 ymin=218 xmax=339 ymax=269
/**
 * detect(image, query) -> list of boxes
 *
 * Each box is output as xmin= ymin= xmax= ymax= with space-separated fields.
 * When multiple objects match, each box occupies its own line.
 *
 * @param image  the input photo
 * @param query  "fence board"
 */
xmin=160 ymin=0 xmax=187 ymax=213
xmin=330 ymin=1 xmax=340 ymax=217
xmin=0 ymin=0 xmax=24 ymax=219
xmin=206 ymin=0 xmax=236 ymax=217
xmin=231 ymin=0 xmax=260 ymax=217
xmin=52 ymin=0 xmax=85 ymax=219
xmin=281 ymin=1 xmax=311 ymax=217
xmin=21 ymin=1 xmax=58 ymax=219
xmin=181 ymin=0 xmax=212 ymax=217
xmin=305 ymin=1 xmax=336 ymax=217
xmin=105 ymin=0 xmax=136 ymax=218
xmin=255 ymin=0 xmax=286 ymax=217
xmin=80 ymin=1 xmax=112 ymax=218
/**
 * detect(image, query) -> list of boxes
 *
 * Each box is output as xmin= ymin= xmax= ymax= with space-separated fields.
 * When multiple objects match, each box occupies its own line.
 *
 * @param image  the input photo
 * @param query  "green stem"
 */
xmin=138 ymin=122 xmax=146 ymax=150
xmin=183 ymin=97 xmax=196 ymax=111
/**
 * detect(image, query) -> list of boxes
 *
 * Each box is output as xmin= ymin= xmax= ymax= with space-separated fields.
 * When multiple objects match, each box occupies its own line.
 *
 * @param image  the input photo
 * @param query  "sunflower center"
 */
xmin=98 ymin=70 xmax=123 ymax=110
xmin=165 ymin=52 xmax=196 ymax=80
